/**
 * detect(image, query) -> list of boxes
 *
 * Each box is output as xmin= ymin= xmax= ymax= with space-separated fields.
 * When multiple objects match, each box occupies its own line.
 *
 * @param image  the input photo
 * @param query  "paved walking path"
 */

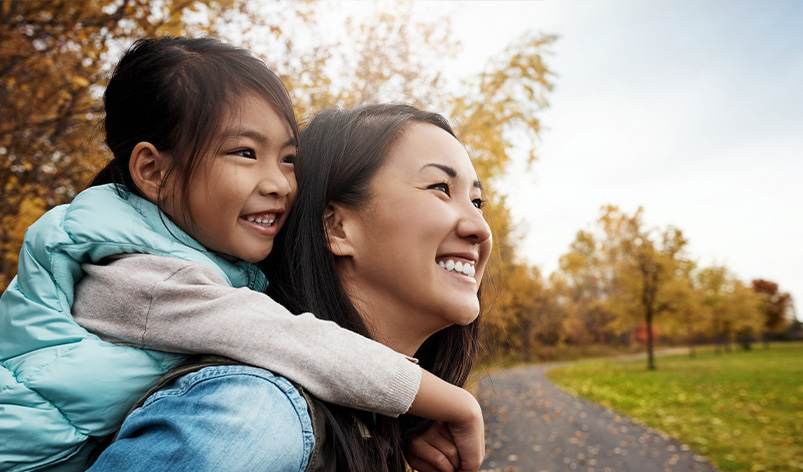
xmin=477 ymin=354 xmax=719 ymax=472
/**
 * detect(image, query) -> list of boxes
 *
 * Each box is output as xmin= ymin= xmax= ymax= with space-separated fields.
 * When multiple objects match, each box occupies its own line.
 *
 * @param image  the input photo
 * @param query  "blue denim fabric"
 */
xmin=87 ymin=365 xmax=314 ymax=472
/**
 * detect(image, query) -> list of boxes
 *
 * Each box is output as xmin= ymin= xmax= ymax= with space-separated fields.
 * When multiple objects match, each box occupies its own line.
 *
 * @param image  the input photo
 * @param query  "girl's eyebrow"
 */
xmin=220 ymin=128 xmax=297 ymax=148
xmin=421 ymin=163 xmax=484 ymax=191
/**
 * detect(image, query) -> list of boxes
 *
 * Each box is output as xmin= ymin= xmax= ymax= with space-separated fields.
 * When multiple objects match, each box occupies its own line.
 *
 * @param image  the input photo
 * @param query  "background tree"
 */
xmin=695 ymin=266 xmax=731 ymax=353
xmin=553 ymin=230 xmax=618 ymax=346
xmin=751 ymin=279 xmax=793 ymax=346
xmin=550 ymin=204 xmax=792 ymax=364
xmin=695 ymin=266 xmax=763 ymax=353
xmin=658 ymin=264 xmax=709 ymax=358
xmin=729 ymin=281 xmax=764 ymax=350
xmin=597 ymin=206 xmax=690 ymax=370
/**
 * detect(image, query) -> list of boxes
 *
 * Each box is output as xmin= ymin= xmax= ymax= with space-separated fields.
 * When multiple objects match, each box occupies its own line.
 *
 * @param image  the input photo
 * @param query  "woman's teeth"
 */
xmin=438 ymin=259 xmax=476 ymax=277
xmin=245 ymin=216 xmax=276 ymax=227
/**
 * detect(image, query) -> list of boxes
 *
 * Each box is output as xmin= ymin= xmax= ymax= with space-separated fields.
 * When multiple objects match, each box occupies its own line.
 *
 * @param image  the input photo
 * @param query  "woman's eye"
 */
xmin=429 ymin=183 xmax=450 ymax=195
xmin=281 ymin=154 xmax=297 ymax=165
xmin=231 ymin=148 xmax=256 ymax=159
xmin=473 ymin=198 xmax=486 ymax=210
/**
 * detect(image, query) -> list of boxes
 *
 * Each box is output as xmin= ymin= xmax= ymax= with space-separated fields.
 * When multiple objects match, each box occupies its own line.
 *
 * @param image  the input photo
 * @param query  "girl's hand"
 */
xmin=405 ymin=422 xmax=459 ymax=472
xmin=406 ymin=370 xmax=485 ymax=472
xmin=443 ymin=391 xmax=484 ymax=472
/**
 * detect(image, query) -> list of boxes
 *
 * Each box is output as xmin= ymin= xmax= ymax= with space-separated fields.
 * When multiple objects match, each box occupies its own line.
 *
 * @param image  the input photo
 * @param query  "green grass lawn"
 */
xmin=547 ymin=342 xmax=803 ymax=472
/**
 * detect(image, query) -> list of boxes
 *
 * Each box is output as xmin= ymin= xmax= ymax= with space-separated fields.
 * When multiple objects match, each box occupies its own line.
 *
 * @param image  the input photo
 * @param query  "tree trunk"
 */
xmin=646 ymin=311 xmax=655 ymax=370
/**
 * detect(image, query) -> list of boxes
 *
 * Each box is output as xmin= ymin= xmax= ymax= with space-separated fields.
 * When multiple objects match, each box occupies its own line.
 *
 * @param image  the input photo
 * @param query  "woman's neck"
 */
xmin=340 ymin=279 xmax=431 ymax=357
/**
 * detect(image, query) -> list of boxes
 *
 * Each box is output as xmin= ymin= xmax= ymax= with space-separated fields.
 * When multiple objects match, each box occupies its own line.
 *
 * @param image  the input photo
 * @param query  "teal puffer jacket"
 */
xmin=0 ymin=184 xmax=267 ymax=471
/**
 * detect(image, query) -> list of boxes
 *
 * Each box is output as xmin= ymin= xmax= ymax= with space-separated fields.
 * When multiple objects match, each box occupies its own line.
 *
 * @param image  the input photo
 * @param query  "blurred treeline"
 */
xmin=1 ymin=0 xmax=796 ymax=366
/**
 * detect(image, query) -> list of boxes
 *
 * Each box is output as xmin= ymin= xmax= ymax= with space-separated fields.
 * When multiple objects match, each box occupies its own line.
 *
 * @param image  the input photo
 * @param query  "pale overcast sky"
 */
xmin=425 ymin=0 xmax=802 ymax=317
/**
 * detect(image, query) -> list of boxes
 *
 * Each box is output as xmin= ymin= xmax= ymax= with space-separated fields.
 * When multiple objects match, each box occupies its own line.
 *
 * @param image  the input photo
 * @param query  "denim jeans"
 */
xmin=87 ymin=365 xmax=314 ymax=471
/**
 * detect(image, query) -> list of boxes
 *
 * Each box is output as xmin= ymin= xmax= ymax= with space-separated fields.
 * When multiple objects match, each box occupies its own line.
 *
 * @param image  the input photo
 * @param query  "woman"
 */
xmin=89 ymin=104 xmax=492 ymax=472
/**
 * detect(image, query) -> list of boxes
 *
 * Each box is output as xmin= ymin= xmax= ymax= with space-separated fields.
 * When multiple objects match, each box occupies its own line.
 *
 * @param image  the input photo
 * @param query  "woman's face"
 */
xmin=338 ymin=123 xmax=492 ymax=348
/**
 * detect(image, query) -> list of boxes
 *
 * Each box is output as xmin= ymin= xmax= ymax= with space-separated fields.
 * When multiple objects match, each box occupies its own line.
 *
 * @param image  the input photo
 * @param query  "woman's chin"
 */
xmin=445 ymin=304 xmax=481 ymax=327
xmin=458 ymin=311 xmax=480 ymax=326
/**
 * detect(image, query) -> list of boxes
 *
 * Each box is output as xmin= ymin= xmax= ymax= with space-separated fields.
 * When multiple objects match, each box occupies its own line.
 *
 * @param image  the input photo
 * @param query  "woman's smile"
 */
xmin=336 ymin=122 xmax=492 ymax=353
xmin=437 ymin=257 xmax=477 ymax=279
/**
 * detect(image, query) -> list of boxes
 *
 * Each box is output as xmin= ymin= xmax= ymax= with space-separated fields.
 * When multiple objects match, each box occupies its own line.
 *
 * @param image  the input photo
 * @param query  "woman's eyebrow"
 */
xmin=421 ymin=162 xmax=484 ymax=190
xmin=422 ymin=162 xmax=456 ymax=178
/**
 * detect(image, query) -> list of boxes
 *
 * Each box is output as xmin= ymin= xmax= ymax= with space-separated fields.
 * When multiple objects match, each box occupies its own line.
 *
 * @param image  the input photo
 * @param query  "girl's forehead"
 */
xmin=216 ymin=93 xmax=294 ymax=137
xmin=221 ymin=93 xmax=276 ymax=121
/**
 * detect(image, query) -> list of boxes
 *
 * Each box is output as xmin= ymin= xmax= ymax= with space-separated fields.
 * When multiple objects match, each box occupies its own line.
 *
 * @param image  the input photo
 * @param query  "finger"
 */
xmin=433 ymin=420 xmax=455 ymax=442
xmin=457 ymin=446 xmax=485 ymax=472
xmin=406 ymin=457 xmax=444 ymax=472
xmin=424 ymin=425 xmax=460 ymax=469
xmin=452 ymin=432 xmax=484 ymax=472
xmin=407 ymin=438 xmax=457 ymax=472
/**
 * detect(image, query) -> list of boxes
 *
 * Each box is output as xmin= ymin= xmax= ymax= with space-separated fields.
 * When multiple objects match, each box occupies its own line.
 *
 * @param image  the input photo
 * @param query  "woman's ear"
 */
xmin=325 ymin=202 xmax=356 ymax=257
xmin=129 ymin=142 xmax=170 ymax=202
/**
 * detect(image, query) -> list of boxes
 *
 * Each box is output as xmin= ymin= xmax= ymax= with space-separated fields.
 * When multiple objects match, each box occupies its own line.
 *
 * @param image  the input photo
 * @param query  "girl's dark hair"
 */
xmin=90 ymin=36 xmax=299 ymax=221
xmin=264 ymin=104 xmax=482 ymax=471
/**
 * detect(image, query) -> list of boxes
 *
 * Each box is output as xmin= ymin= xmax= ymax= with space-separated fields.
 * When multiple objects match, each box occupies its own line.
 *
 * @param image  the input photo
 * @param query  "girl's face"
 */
xmin=167 ymin=93 xmax=297 ymax=263
xmin=339 ymin=123 xmax=492 ymax=351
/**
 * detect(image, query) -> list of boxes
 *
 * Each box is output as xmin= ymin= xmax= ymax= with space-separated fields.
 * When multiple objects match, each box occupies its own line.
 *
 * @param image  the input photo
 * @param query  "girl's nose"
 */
xmin=257 ymin=164 xmax=295 ymax=198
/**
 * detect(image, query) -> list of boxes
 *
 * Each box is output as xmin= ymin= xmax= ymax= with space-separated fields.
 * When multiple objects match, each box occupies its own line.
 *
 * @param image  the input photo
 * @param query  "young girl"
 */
xmin=0 ymin=37 xmax=482 ymax=472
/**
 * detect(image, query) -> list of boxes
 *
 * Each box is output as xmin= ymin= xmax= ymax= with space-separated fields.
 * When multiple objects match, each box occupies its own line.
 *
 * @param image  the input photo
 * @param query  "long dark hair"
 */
xmin=90 ymin=36 xmax=299 ymax=224
xmin=264 ymin=104 xmax=482 ymax=471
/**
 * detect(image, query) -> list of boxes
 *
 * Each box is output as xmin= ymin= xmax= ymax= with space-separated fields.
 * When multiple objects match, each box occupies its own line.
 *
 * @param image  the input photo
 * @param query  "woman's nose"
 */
xmin=457 ymin=204 xmax=492 ymax=243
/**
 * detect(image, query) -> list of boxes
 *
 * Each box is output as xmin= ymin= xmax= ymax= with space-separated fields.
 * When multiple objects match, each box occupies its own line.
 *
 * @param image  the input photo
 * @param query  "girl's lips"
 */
xmin=241 ymin=209 xmax=283 ymax=220
xmin=239 ymin=216 xmax=280 ymax=237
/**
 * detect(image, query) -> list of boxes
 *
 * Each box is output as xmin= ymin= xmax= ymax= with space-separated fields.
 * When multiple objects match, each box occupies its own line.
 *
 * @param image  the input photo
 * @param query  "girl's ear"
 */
xmin=325 ymin=202 xmax=356 ymax=257
xmin=129 ymin=142 xmax=170 ymax=202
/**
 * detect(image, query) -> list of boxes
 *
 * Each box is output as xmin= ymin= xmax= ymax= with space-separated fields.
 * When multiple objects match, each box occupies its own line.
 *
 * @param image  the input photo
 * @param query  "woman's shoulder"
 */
xmin=138 ymin=363 xmax=317 ymax=471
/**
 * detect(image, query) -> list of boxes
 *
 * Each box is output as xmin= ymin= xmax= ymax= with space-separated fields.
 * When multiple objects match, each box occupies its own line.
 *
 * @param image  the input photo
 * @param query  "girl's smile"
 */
xmin=240 ymin=209 xmax=285 ymax=236
xmin=165 ymin=93 xmax=297 ymax=263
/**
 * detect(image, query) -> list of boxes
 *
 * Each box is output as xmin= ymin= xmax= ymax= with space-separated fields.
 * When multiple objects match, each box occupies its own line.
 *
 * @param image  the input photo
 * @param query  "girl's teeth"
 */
xmin=246 ymin=216 xmax=275 ymax=226
xmin=438 ymin=259 xmax=476 ymax=277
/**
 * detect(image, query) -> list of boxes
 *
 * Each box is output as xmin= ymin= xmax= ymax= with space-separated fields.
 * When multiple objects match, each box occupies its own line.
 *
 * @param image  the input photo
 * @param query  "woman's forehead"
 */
xmin=387 ymin=123 xmax=478 ymax=181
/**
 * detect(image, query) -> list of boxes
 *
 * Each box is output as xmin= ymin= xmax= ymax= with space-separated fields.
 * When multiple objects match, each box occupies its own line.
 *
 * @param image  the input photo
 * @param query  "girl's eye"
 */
xmin=428 ymin=182 xmax=450 ymax=196
xmin=472 ymin=198 xmax=486 ymax=210
xmin=281 ymin=154 xmax=297 ymax=165
xmin=231 ymin=148 xmax=256 ymax=159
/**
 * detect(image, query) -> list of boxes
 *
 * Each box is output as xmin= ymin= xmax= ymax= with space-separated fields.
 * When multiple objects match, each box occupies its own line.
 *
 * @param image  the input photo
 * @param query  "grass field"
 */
xmin=547 ymin=342 xmax=803 ymax=472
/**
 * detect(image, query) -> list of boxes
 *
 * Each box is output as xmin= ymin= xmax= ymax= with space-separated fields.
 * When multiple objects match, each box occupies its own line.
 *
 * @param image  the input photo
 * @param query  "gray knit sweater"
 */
xmin=72 ymin=254 xmax=421 ymax=417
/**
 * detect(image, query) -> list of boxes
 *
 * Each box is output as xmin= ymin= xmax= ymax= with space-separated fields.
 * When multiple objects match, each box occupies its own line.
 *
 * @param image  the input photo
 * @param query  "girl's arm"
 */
xmin=74 ymin=253 xmax=418 ymax=417
xmin=408 ymin=371 xmax=485 ymax=472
